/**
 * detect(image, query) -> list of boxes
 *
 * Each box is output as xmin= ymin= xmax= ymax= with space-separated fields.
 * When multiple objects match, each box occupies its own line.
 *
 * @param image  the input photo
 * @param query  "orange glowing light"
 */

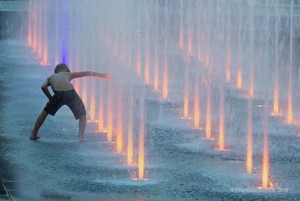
xmin=206 ymin=80 xmax=211 ymax=139
xmin=153 ymin=47 xmax=159 ymax=92
xmin=127 ymin=90 xmax=134 ymax=165
xmin=116 ymin=93 xmax=123 ymax=153
xmin=193 ymin=76 xmax=200 ymax=128
xmin=37 ymin=5 xmax=43 ymax=59
xmin=107 ymin=85 xmax=113 ymax=142
xmin=127 ymin=120 xmax=134 ymax=165
xmin=138 ymin=98 xmax=145 ymax=180
xmin=81 ymin=83 xmax=87 ymax=107
xmin=237 ymin=68 xmax=242 ymax=89
xmin=42 ymin=3 xmax=48 ymax=66
xmin=162 ymin=58 xmax=168 ymax=100
xmin=28 ymin=0 xmax=32 ymax=47
xmin=32 ymin=6 xmax=37 ymax=51
xmin=246 ymin=100 xmax=253 ymax=173
xmin=262 ymin=138 xmax=269 ymax=188
xmin=183 ymin=68 xmax=189 ymax=119
xmin=287 ymin=74 xmax=293 ymax=124
xmin=262 ymin=116 xmax=270 ymax=188
xmin=219 ymin=87 xmax=225 ymax=151
xmin=97 ymin=87 xmax=105 ymax=132
xmin=144 ymin=51 xmax=150 ymax=85
xmin=89 ymin=94 xmax=96 ymax=122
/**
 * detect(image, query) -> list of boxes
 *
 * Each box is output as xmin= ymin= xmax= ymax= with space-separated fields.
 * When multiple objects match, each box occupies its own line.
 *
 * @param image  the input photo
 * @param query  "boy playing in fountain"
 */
xmin=29 ymin=63 xmax=109 ymax=141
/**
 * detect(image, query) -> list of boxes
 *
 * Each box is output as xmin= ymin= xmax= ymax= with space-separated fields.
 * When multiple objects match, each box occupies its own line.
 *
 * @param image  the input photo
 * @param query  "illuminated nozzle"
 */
xmin=226 ymin=51 xmax=231 ymax=82
xmin=246 ymin=99 xmax=253 ymax=173
xmin=138 ymin=96 xmax=145 ymax=180
xmin=206 ymin=79 xmax=211 ymax=139
xmin=219 ymin=87 xmax=225 ymax=150
xmin=237 ymin=68 xmax=242 ymax=89
xmin=162 ymin=58 xmax=168 ymax=99
xmin=193 ymin=76 xmax=200 ymax=128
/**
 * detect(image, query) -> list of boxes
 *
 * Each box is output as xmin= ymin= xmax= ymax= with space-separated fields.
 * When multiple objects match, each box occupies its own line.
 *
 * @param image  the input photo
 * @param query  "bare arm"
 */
xmin=71 ymin=71 xmax=109 ymax=80
xmin=41 ymin=78 xmax=52 ymax=100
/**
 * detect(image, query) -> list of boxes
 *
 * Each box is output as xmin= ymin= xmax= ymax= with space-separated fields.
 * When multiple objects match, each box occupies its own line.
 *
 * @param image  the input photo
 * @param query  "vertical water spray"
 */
xmin=236 ymin=1 xmax=243 ymax=89
xmin=287 ymin=0 xmax=294 ymax=124
xmin=138 ymin=90 xmax=145 ymax=180
xmin=179 ymin=0 xmax=184 ymax=50
xmin=226 ymin=51 xmax=231 ymax=83
xmin=183 ymin=62 xmax=190 ymax=119
xmin=194 ymin=75 xmax=200 ymax=128
xmin=97 ymin=83 xmax=105 ymax=132
xmin=28 ymin=0 xmax=33 ymax=47
xmin=153 ymin=0 xmax=159 ymax=92
xmin=273 ymin=1 xmax=280 ymax=116
xmin=127 ymin=88 xmax=134 ymax=165
xmin=246 ymin=98 xmax=253 ymax=173
xmin=42 ymin=0 xmax=48 ymax=66
xmin=136 ymin=2 xmax=142 ymax=77
xmin=262 ymin=107 xmax=270 ymax=188
xmin=162 ymin=0 xmax=169 ymax=100
xmin=206 ymin=77 xmax=211 ymax=139
xmin=37 ymin=0 xmax=43 ymax=60
xmin=116 ymin=88 xmax=124 ymax=153
xmin=107 ymin=81 xmax=113 ymax=142
xmin=187 ymin=1 xmax=193 ymax=56
xmin=262 ymin=2 xmax=271 ymax=188
xmin=219 ymin=84 xmax=225 ymax=150
xmin=225 ymin=2 xmax=231 ymax=83
xmin=249 ymin=1 xmax=255 ymax=98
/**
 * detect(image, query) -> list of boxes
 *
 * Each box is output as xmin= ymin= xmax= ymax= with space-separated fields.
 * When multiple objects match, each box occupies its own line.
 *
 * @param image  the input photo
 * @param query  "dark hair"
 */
xmin=54 ymin=63 xmax=70 ymax=73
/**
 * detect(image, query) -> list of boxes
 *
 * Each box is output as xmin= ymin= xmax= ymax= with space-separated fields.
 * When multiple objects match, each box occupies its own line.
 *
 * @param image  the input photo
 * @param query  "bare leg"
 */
xmin=30 ymin=110 xmax=48 ymax=139
xmin=79 ymin=115 xmax=86 ymax=141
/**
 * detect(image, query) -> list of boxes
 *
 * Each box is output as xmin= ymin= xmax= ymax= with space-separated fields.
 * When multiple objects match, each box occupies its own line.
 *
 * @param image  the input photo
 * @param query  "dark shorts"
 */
xmin=44 ymin=89 xmax=86 ymax=120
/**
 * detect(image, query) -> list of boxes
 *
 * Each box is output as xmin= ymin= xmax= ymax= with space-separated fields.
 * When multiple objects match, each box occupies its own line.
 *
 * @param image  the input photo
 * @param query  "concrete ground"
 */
xmin=0 ymin=40 xmax=300 ymax=201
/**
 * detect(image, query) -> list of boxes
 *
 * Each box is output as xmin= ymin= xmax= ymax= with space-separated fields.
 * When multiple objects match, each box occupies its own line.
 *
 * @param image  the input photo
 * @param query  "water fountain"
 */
xmin=25 ymin=0 xmax=300 ymax=195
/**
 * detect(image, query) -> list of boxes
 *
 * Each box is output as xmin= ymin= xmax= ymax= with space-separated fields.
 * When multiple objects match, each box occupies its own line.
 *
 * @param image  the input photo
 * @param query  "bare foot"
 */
xmin=29 ymin=135 xmax=40 ymax=141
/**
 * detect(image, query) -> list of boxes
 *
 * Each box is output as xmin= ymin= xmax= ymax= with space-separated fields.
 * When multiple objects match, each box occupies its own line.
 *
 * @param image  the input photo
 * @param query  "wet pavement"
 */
xmin=0 ymin=40 xmax=300 ymax=201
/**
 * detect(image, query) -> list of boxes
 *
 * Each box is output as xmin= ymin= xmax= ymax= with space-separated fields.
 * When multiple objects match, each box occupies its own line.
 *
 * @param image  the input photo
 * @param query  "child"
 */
xmin=29 ymin=63 xmax=109 ymax=141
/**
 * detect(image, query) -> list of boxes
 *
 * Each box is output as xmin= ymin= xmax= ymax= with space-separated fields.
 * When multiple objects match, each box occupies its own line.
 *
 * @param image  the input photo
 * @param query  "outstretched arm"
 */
xmin=41 ymin=78 xmax=52 ymax=100
xmin=71 ymin=71 xmax=109 ymax=80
